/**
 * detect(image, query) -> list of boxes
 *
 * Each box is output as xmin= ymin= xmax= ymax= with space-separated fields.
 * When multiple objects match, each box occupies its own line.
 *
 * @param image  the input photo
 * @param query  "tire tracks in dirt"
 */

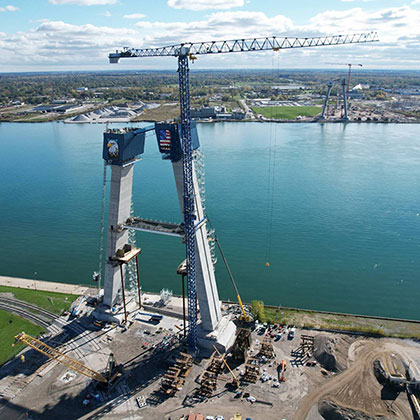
xmin=293 ymin=340 xmax=411 ymax=420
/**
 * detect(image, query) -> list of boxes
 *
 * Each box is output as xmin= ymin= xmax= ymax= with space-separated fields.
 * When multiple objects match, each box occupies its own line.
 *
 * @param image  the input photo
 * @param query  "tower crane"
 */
xmin=109 ymin=32 xmax=378 ymax=350
xmin=346 ymin=63 xmax=363 ymax=100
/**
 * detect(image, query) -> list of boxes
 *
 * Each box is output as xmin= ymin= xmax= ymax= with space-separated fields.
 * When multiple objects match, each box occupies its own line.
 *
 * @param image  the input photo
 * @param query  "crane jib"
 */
xmin=109 ymin=32 xmax=378 ymax=61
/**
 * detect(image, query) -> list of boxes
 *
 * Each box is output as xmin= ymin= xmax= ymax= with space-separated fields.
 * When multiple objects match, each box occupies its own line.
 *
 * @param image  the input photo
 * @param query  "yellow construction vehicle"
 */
xmin=13 ymin=332 xmax=122 ymax=384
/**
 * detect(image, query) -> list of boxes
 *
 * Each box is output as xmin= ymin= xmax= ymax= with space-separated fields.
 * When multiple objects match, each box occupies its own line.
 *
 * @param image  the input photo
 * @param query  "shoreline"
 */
xmin=0 ymin=114 xmax=420 ymax=125
xmin=1 ymin=118 xmax=420 ymax=124
xmin=2 ymin=274 xmax=420 ymax=326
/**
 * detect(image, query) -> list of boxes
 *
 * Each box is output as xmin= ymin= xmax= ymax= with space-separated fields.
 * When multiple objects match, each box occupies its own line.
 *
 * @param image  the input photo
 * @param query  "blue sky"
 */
xmin=0 ymin=0 xmax=419 ymax=71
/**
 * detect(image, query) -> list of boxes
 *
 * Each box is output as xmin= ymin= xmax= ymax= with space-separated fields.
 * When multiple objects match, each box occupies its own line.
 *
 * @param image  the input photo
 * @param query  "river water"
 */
xmin=0 ymin=121 xmax=419 ymax=319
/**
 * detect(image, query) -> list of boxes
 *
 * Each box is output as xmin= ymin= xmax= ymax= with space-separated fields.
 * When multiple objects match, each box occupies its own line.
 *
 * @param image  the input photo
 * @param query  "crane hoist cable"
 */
xmin=206 ymin=217 xmax=249 ymax=322
xmin=94 ymin=161 xmax=108 ymax=292
xmin=265 ymin=50 xmax=281 ymax=268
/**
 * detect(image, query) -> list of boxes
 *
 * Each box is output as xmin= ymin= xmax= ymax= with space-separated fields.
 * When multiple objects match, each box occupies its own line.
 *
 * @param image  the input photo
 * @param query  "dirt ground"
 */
xmin=294 ymin=338 xmax=420 ymax=420
xmin=2 ymin=299 xmax=420 ymax=420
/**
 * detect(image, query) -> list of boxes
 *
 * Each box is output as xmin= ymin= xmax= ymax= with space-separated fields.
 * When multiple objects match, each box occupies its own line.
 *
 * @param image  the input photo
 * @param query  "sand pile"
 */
xmin=314 ymin=334 xmax=343 ymax=372
xmin=319 ymin=399 xmax=390 ymax=420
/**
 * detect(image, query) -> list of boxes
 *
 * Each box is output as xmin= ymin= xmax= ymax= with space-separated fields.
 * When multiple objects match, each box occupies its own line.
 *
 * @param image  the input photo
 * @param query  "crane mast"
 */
xmin=109 ymin=32 xmax=378 ymax=350
xmin=178 ymin=51 xmax=198 ymax=349
xmin=346 ymin=63 xmax=363 ymax=101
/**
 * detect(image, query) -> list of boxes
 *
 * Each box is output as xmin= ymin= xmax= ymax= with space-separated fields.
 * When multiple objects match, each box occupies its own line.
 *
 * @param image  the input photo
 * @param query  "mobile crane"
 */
xmin=109 ymin=32 xmax=378 ymax=349
xmin=14 ymin=332 xmax=123 ymax=385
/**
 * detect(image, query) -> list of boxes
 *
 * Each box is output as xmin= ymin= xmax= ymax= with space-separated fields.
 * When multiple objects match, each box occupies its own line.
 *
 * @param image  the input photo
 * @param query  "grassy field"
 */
xmin=133 ymin=103 xmax=180 ymax=122
xmin=253 ymin=105 xmax=321 ymax=119
xmin=0 ymin=286 xmax=76 ymax=315
xmin=0 ymin=309 xmax=45 ymax=365
xmin=257 ymin=304 xmax=420 ymax=339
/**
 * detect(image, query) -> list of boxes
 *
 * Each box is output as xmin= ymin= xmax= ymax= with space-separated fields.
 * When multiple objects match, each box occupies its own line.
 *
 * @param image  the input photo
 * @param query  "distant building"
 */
xmin=231 ymin=109 xmax=246 ymax=120
xmin=32 ymin=103 xmax=82 ymax=114
xmin=214 ymin=113 xmax=231 ymax=120
xmin=191 ymin=105 xmax=248 ymax=120
xmin=9 ymin=100 xmax=25 ymax=107
xmin=52 ymin=98 xmax=76 ymax=104
xmin=191 ymin=106 xmax=216 ymax=119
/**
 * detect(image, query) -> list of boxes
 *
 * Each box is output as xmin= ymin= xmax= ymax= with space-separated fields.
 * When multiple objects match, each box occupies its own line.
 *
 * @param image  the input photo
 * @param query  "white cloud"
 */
xmin=168 ymin=0 xmax=244 ymax=11
xmin=0 ymin=20 xmax=140 ymax=68
xmin=411 ymin=0 xmax=420 ymax=4
xmin=124 ymin=13 xmax=146 ymax=19
xmin=135 ymin=11 xmax=293 ymax=44
xmin=1 ymin=6 xmax=420 ymax=70
xmin=305 ymin=6 xmax=420 ymax=42
xmin=49 ymin=0 xmax=117 ymax=5
xmin=0 ymin=5 xmax=18 ymax=12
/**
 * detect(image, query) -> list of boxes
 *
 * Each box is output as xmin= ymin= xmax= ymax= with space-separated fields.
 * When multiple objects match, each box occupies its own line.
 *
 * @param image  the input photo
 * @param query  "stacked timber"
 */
xmin=160 ymin=367 xmax=184 ymax=396
xmin=160 ymin=351 xmax=193 ymax=396
xmin=232 ymin=328 xmax=252 ymax=360
xmin=258 ymin=337 xmax=275 ymax=360
xmin=242 ymin=357 xmax=260 ymax=383
xmin=175 ymin=352 xmax=193 ymax=377
xmin=197 ymin=371 xmax=218 ymax=397
xmin=197 ymin=351 xmax=225 ymax=397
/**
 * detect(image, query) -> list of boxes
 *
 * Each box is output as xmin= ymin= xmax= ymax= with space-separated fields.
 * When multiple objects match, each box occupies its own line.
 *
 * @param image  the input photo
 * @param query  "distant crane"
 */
xmin=346 ymin=63 xmax=363 ymax=100
xmin=109 ymin=32 xmax=378 ymax=350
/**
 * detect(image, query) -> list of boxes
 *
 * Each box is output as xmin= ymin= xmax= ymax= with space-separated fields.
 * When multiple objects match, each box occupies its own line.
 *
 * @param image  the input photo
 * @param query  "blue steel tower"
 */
xmin=177 ymin=50 xmax=198 ymax=349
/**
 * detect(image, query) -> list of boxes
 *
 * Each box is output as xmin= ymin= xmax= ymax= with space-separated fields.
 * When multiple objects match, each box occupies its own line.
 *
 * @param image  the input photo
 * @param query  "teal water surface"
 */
xmin=0 ymin=122 xmax=419 ymax=320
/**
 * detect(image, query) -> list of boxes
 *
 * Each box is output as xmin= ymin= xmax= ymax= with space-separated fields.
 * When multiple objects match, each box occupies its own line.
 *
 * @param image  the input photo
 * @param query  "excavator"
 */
xmin=13 ymin=332 xmax=123 ymax=386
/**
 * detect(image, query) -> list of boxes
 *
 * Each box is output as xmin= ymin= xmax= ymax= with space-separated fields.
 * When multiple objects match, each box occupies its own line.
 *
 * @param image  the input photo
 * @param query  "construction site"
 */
xmin=3 ymin=31 xmax=420 ymax=420
xmin=3 ymin=289 xmax=420 ymax=420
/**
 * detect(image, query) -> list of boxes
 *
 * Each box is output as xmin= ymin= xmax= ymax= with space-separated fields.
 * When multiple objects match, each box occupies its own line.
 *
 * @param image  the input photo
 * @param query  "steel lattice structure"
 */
xmin=178 ymin=54 xmax=198 ymax=349
xmin=110 ymin=32 xmax=378 ymax=60
xmin=110 ymin=32 xmax=378 ymax=350
xmin=14 ymin=332 xmax=107 ymax=382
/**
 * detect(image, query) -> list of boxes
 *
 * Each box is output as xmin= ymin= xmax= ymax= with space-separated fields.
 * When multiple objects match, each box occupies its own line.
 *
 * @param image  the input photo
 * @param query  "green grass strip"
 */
xmin=0 ymin=286 xmax=76 ymax=315
xmin=0 ymin=309 xmax=45 ymax=365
